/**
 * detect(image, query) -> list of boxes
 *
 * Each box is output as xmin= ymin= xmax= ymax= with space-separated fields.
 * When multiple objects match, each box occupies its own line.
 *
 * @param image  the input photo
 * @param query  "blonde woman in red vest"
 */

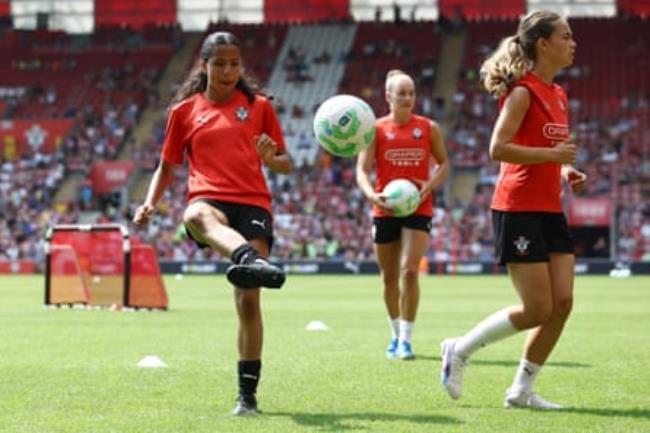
xmin=133 ymin=31 xmax=292 ymax=416
xmin=440 ymin=11 xmax=586 ymax=409
xmin=357 ymin=70 xmax=449 ymax=361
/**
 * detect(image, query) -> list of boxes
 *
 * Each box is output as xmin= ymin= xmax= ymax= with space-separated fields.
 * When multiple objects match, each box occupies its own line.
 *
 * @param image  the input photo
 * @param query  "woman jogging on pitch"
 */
xmin=440 ymin=11 xmax=586 ymax=409
xmin=133 ymin=31 xmax=292 ymax=415
xmin=357 ymin=70 xmax=449 ymax=360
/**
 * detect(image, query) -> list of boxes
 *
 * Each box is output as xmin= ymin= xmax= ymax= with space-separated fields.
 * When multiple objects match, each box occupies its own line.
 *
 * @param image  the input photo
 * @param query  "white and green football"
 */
xmin=313 ymin=94 xmax=376 ymax=158
xmin=383 ymin=178 xmax=421 ymax=217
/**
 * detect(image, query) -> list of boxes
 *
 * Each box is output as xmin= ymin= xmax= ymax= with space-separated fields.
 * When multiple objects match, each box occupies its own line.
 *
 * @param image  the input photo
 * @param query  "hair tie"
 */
xmin=512 ymin=35 xmax=521 ymax=44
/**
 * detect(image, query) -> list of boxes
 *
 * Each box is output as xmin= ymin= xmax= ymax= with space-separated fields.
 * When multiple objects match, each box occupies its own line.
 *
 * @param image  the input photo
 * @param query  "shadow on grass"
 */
xmin=562 ymin=407 xmax=650 ymax=419
xmin=415 ymin=355 xmax=590 ymax=368
xmin=266 ymin=411 xmax=462 ymax=431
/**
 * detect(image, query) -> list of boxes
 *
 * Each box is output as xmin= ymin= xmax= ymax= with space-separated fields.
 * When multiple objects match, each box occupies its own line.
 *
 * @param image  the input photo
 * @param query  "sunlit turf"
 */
xmin=1 ymin=274 xmax=649 ymax=433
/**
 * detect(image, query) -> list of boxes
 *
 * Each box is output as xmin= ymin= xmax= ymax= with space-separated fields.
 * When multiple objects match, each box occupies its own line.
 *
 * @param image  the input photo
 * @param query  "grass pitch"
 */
xmin=1 ymin=274 xmax=649 ymax=433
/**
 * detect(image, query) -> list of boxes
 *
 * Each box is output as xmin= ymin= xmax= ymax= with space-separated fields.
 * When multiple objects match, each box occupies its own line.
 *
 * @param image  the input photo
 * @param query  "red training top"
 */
xmin=491 ymin=72 xmax=570 ymax=212
xmin=161 ymin=91 xmax=285 ymax=214
xmin=373 ymin=114 xmax=435 ymax=218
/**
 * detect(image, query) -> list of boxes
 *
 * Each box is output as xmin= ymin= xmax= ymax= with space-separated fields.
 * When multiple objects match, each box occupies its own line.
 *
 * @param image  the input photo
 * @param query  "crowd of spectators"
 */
xmin=284 ymin=45 xmax=315 ymax=82
xmin=1 ymin=20 xmax=649 ymax=268
xmin=339 ymin=28 xmax=438 ymax=118
xmin=0 ymin=149 xmax=69 ymax=263
xmin=0 ymin=25 xmax=178 ymax=268
xmin=0 ymin=87 xmax=150 ymax=263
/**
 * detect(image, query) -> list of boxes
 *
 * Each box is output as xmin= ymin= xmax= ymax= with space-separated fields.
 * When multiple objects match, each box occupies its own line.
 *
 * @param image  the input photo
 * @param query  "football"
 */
xmin=383 ymin=178 xmax=421 ymax=217
xmin=313 ymin=94 xmax=376 ymax=157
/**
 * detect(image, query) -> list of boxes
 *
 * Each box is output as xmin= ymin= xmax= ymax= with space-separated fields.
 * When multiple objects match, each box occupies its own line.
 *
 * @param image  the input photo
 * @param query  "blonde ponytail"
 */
xmin=480 ymin=36 xmax=529 ymax=97
xmin=480 ymin=10 xmax=563 ymax=97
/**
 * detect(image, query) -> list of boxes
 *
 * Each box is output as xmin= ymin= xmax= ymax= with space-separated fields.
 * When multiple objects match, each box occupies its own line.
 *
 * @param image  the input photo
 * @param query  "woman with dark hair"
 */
xmin=440 ymin=11 xmax=586 ymax=409
xmin=134 ymin=31 xmax=292 ymax=415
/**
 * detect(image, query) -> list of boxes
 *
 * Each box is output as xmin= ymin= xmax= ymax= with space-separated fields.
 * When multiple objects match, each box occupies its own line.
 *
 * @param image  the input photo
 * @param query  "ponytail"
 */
xmin=480 ymin=36 xmax=529 ymax=97
xmin=480 ymin=10 xmax=562 ymax=97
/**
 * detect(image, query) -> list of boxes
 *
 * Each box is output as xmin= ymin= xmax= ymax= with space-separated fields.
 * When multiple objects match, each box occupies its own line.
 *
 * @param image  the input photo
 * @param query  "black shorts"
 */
xmin=186 ymin=199 xmax=274 ymax=250
xmin=372 ymin=215 xmax=432 ymax=244
xmin=492 ymin=210 xmax=574 ymax=266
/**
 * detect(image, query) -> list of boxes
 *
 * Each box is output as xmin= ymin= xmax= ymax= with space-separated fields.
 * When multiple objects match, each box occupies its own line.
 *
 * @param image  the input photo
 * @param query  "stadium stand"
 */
xmin=0 ymin=25 xmax=178 ymax=270
xmin=1 ymin=13 xmax=649 ymax=271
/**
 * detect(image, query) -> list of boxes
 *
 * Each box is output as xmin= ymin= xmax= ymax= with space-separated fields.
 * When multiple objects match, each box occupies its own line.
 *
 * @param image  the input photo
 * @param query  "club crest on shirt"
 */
xmin=412 ymin=127 xmax=423 ymax=139
xmin=235 ymin=106 xmax=249 ymax=122
xmin=514 ymin=235 xmax=530 ymax=256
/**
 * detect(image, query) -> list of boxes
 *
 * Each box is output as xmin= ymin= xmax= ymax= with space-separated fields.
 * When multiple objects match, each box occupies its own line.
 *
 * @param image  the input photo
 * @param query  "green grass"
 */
xmin=1 ymin=274 xmax=649 ymax=433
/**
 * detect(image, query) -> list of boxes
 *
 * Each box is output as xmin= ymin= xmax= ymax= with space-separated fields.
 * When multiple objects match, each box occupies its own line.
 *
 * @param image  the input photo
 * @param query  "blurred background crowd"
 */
xmin=1 ymin=1 xmax=648 ymax=269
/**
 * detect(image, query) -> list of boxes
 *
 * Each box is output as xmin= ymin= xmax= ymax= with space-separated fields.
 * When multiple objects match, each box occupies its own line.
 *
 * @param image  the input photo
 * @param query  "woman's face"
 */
xmin=205 ymin=44 xmax=242 ymax=97
xmin=386 ymin=75 xmax=416 ymax=114
xmin=540 ymin=19 xmax=576 ymax=68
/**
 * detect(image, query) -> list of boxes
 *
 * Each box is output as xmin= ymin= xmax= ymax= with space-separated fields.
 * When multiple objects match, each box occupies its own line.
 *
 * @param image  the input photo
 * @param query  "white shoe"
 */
xmin=440 ymin=338 xmax=467 ymax=400
xmin=504 ymin=387 xmax=563 ymax=410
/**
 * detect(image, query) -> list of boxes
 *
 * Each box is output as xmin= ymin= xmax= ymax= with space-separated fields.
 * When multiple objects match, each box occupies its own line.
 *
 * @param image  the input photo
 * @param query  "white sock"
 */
xmin=511 ymin=358 xmax=541 ymax=392
xmin=398 ymin=320 xmax=414 ymax=344
xmin=388 ymin=317 xmax=399 ymax=340
xmin=455 ymin=309 xmax=518 ymax=358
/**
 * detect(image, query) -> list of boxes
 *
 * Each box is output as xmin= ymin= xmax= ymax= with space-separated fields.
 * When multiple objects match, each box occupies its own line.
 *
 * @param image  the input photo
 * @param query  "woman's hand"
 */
xmin=368 ymin=192 xmax=394 ymax=214
xmin=553 ymin=141 xmax=577 ymax=164
xmin=255 ymin=133 xmax=278 ymax=165
xmin=410 ymin=178 xmax=430 ymax=200
xmin=562 ymin=165 xmax=587 ymax=193
xmin=133 ymin=203 xmax=155 ymax=226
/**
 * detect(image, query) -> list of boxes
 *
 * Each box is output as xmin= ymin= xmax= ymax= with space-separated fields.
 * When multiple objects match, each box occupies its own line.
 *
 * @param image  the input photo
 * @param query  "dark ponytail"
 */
xmin=169 ymin=31 xmax=263 ymax=107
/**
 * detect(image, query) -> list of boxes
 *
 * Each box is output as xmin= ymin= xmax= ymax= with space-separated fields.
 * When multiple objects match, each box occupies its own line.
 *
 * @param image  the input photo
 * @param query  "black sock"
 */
xmin=238 ymin=360 xmax=261 ymax=398
xmin=231 ymin=244 xmax=260 ymax=265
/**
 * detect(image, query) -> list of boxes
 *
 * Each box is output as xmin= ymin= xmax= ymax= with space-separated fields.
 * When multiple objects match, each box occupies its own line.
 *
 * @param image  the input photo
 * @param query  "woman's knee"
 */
xmin=182 ymin=206 xmax=210 ymax=230
xmin=400 ymin=264 xmax=419 ymax=284
xmin=381 ymin=270 xmax=400 ymax=287
xmin=521 ymin=301 xmax=553 ymax=328
xmin=552 ymin=296 xmax=573 ymax=320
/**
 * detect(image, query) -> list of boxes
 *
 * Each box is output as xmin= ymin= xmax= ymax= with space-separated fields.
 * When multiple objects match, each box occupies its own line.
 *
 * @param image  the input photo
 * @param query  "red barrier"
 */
xmin=95 ymin=0 xmax=176 ymax=29
xmin=265 ymin=0 xmax=350 ymax=23
xmin=439 ymin=0 xmax=524 ymax=19
xmin=618 ymin=0 xmax=650 ymax=17
xmin=0 ymin=260 xmax=36 ymax=273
